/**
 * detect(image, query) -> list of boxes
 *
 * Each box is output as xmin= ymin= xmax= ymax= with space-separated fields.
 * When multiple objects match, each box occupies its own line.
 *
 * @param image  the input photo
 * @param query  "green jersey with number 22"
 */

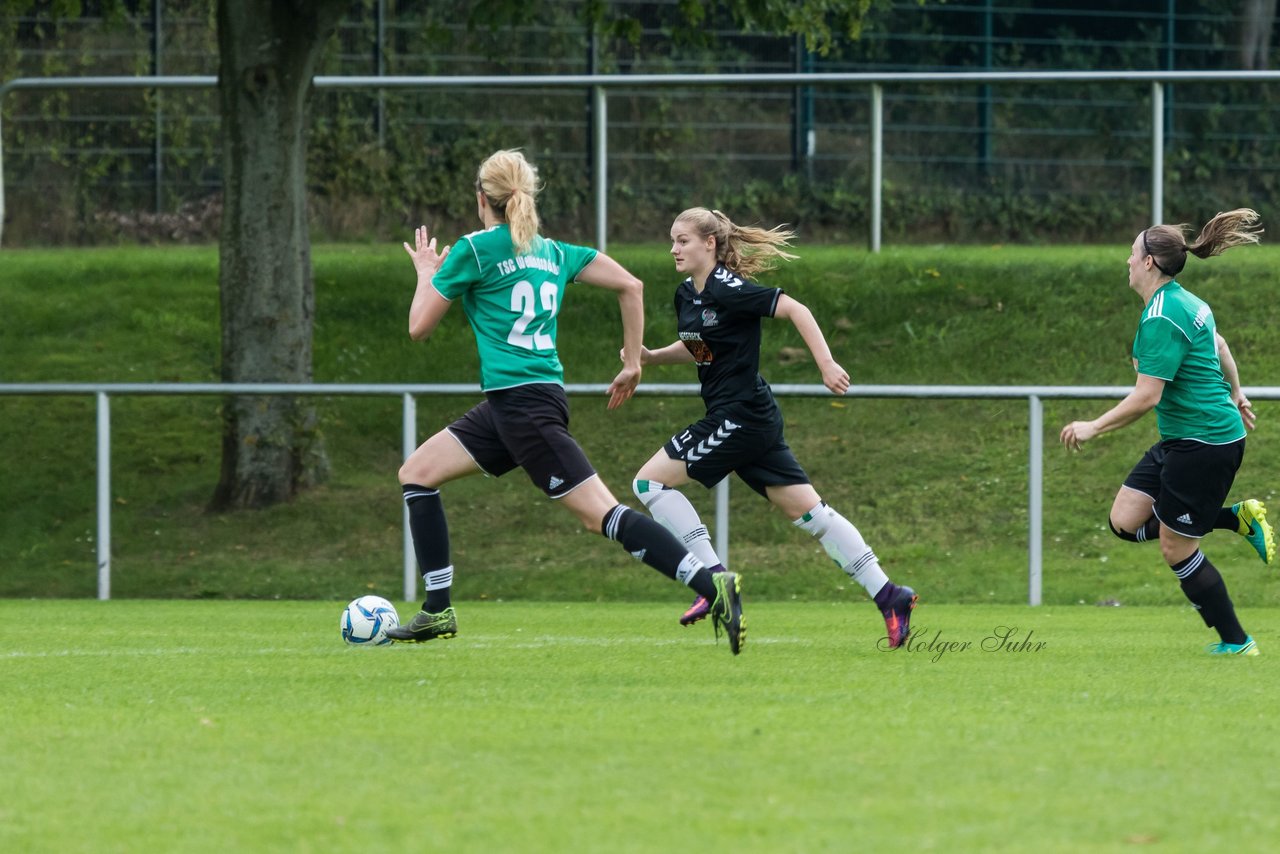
xmin=431 ymin=224 xmax=598 ymax=391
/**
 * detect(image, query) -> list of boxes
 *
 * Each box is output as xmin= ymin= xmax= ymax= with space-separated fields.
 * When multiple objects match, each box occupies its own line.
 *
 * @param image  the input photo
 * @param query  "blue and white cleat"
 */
xmin=1207 ymin=636 xmax=1260 ymax=656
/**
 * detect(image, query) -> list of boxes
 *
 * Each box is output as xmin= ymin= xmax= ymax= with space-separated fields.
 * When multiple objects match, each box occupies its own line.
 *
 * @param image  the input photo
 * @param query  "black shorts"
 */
xmin=664 ymin=404 xmax=810 ymax=497
xmin=446 ymin=383 xmax=597 ymax=499
xmin=1122 ymin=438 xmax=1245 ymax=537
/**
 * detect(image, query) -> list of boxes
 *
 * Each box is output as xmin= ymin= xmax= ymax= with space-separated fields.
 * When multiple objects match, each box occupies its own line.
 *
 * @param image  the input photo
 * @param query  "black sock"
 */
xmin=403 ymin=484 xmax=452 ymax=612
xmin=1213 ymin=506 xmax=1239 ymax=532
xmin=683 ymin=568 xmax=719 ymax=599
xmin=1173 ymin=551 xmax=1247 ymax=644
xmin=1109 ymin=516 xmax=1160 ymax=543
xmin=602 ymin=505 xmax=715 ymax=597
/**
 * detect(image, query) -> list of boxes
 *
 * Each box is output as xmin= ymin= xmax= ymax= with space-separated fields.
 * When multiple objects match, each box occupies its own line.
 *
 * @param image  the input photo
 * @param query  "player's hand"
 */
xmin=606 ymin=364 xmax=641 ymax=410
xmin=820 ymin=360 xmax=850 ymax=395
xmin=403 ymin=226 xmax=450 ymax=278
xmin=1233 ymin=390 xmax=1257 ymax=431
xmin=1060 ymin=420 xmax=1097 ymax=451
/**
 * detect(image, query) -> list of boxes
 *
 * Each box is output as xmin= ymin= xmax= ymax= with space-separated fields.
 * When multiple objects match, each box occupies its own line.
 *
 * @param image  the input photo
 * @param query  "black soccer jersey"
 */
xmin=674 ymin=263 xmax=783 ymax=415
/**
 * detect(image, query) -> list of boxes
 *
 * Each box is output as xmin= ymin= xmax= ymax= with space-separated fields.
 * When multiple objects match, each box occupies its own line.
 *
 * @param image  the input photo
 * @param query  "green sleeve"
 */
xmin=1134 ymin=317 xmax=1189 ymax=380
xmin=558 ymin=242 xmax=599 ymax=281
xmin=432 ymin=237 xmax=482 ymax=301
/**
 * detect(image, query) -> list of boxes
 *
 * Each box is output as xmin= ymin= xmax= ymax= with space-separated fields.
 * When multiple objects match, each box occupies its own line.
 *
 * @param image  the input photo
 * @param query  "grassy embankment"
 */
xmin=3 ymin=243 xmax=1279 ymax=606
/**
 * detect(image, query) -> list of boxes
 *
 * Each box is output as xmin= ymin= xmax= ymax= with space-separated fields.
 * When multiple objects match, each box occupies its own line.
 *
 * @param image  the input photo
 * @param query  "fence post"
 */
xmin=402 ymin=392 xmax=417 ymax=602
xmin=1028 ymin=394 xmax=1043 ymax=606
xmin=97 ymin=392 xmax=111 ymax=600
xmin=1151 ymin=81 xmax=1164 ymax=226
xmin=151 ymin=0 xmax=164 ymax=215
xmin=870 ymin=83 xmax=883 ymax=253
xmin=593 ymin=85 xmax=608 ymax=252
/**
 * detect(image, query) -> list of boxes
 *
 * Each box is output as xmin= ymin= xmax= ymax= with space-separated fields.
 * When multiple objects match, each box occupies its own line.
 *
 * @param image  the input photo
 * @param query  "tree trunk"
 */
xmin=210 ymin=0 xmax=347 ymax=510
xmin=1241 ymin=0 xmax=1277 ymax=69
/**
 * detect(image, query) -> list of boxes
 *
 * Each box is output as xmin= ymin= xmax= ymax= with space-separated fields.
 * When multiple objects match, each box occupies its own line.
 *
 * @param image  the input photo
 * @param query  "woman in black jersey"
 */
xmin=631 ymin=207 xmax=918 ymax=649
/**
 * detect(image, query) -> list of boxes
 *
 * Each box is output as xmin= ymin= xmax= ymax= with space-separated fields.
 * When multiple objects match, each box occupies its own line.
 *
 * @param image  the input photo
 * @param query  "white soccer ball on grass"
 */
xmin=341 ymin=595 xmax=399 ymax=646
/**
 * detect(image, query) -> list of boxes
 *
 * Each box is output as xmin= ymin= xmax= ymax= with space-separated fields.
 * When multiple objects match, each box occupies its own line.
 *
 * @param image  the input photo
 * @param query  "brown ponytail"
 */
xmin=1143 ymin=208 xmax=1262 ymax=277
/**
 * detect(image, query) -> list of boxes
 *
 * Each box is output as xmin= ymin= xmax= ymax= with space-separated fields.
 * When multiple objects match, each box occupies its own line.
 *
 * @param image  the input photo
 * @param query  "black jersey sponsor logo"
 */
xmin=701 ymin=308 xmax=719 ymax=327
xmin=682 ymin=338 xmax=714 ymax=365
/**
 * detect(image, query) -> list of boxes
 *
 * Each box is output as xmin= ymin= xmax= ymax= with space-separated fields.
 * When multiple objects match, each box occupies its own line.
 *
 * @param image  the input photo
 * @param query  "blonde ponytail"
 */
xmin=476 ymin=149 xmax=541 ymax=254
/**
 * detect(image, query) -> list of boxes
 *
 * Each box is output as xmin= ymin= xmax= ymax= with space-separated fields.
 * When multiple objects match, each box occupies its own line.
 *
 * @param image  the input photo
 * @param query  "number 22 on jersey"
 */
xmin=507 ymin=280 xmax=558 ymax=351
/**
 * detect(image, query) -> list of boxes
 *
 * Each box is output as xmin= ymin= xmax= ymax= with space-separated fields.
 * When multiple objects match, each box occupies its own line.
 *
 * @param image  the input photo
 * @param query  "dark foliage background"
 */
xmin=1 ymin=0 xmax=1277 ymax=245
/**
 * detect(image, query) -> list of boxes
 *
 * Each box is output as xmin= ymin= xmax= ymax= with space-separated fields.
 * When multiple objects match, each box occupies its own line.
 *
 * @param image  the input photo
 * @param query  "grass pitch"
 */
xmin=2 ymin=600 xmax=1277 ymax=852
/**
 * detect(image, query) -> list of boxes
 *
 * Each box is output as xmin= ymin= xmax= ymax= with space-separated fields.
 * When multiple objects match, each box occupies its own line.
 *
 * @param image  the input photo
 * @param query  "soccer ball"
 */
xmin=341 ymin=595 xmax=399 ymax=646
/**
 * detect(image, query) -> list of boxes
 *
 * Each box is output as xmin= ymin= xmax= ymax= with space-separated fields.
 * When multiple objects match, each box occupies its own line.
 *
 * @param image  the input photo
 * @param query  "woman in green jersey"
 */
xmin=1060 ymin=208 xmax=1273 ymax=656
xmin=384 ymin=150 xmax=743 ymax=653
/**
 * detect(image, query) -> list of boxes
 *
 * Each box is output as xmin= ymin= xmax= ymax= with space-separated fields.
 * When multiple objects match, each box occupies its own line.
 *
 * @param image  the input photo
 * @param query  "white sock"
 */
xmin=794 ymin=502 xmax=889 ymax=598
xmin=633 ymin=479 xmax=722 ymax=568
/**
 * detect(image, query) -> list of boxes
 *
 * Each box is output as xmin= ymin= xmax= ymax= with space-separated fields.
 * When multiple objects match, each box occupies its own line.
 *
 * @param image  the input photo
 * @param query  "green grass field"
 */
xmin=2 ymin=600 xmax=1277 ymax=852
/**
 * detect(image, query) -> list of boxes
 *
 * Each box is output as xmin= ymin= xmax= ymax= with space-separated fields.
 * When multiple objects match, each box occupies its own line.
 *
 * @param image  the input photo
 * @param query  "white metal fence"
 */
xmin=5 ymin=69 xmax=1280 ymax=249
xmin=6 ymin=380 xmax=1229 ymax=606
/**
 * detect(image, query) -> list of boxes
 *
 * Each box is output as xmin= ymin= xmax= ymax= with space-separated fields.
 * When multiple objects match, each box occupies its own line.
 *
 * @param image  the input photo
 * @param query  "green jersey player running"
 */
xmin=1061 ymin=208 xmax=1274 ymax=657
xmin=386 ymin=150 xmax=743 ymax=653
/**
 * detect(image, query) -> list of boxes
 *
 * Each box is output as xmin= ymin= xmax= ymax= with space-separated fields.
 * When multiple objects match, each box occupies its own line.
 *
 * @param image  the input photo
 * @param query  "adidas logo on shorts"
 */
xmin=1177 ymin=513 xmax=1193 ymax=525
xmin=549 ymin=475 xmax=564 ymax=490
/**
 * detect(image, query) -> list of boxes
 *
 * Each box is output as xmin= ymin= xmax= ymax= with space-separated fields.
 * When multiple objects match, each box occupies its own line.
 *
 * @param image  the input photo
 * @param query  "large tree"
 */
xmin=209 ymin=0 xmax=348 ymax=509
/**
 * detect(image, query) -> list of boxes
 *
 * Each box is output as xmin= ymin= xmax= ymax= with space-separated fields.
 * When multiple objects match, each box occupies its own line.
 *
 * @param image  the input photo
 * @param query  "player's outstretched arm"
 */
xmin=404 ymin=225 xmax=453 ymax=341
xmin=632 ymin=342 xmax=695 ymax=366
xmin=1060 ymin=373 xmax=1165 ymax=450
xmin=773 ymin=293 xmax=850 ymax=395
xmin=579 ymin=253 xmax=645 ymax=409
xmin=1217 ymin=331 xmax=1256 ymax=430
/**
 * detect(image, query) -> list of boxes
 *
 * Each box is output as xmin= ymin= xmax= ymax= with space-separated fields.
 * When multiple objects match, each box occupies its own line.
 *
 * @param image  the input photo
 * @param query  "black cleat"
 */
xmin=386 ymin=607 xmax=458 ymax=643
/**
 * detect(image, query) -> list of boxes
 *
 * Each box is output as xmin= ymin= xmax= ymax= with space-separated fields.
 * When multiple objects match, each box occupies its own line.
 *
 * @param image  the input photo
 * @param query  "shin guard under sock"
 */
xmin=1173 ymin=551 xmax=1247 ymax=644
xmin=632 ymin=479 xmax=723 ymax=568
xmin=403 ymin=484 xmax=452 ymax=612
xmin=602 ymin=504 xmax=712 ymax=597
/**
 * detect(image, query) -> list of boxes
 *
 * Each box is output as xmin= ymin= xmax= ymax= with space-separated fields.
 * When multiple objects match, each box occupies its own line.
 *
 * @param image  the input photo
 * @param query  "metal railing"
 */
xmin=5 ymin=69 xmax=1280 ymax=249
xmin=10 ymin=380 xmax=1260 ymax=605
